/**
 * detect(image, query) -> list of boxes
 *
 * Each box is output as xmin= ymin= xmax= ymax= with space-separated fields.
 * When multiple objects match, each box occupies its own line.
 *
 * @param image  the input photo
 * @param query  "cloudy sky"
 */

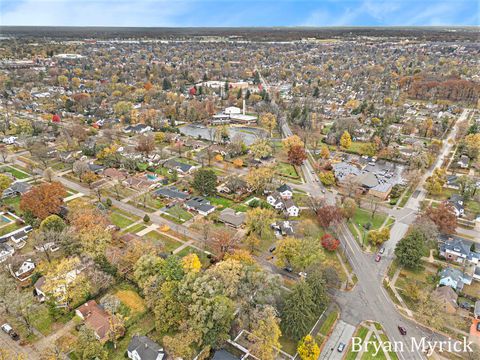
xmin=1 ymin=0 xmax=478 ymax=27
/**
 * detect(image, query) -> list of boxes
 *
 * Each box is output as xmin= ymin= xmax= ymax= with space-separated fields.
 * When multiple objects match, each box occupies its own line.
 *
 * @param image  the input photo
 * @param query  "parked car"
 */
xmin=375 ymin=254 xmax=381 ymax=262
xmin=337 ymin=343 xmax=346 ymax=352
xmin=1 ymin=323 xmax=19 ymax=340
xmin=459 ymin=302 xmax=471 ymax=309
xmin=398 ymin=326 xmax=407 ymax=335
xmin=298 ymin=272 xmax=307 ymax=278
xmin=283 ymin=266 xmax=293 ymax=273
xmin=379 ymin=247 xmax=385 ymax=254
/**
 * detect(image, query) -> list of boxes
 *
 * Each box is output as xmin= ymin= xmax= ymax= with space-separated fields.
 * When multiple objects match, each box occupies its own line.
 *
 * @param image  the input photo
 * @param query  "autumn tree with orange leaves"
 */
xmin=288 ymin=145 xmax=307 ymax=166
xmin=20 ymin=182 xmax=66 ymax=220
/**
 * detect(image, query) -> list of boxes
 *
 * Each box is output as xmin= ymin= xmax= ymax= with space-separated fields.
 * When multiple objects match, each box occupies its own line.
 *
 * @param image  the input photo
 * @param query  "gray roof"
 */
xmin=212 ymin=350 xmax=241 ymax=360
xmin=218 ymin=208 xmax=246 ymax=227
xmin=440 ymin=236 xmax=480 ymax=262
xmin=333 ymin=162 xmax=361 ymax=181
xmin=154 ymin=186 xmax=189 ymax=200
xmin=164 ymin=159 xmax=193 ymax=173
xmin=127 ymin=335 xmax=164 ymax=360
xmin=277 ymin=184 xmax=292 ymax=193
xmin=185 ymin=197 xmax=215 ymax=213
xmin=475 ymin=301 xmax=480 ymax=317
xmin=356 ymin=172 xmax=379 ymax=188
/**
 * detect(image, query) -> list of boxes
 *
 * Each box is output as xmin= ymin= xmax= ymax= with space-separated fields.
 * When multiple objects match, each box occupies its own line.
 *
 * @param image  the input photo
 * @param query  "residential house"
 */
xmin=88 ymin=163 xmax=106 ymax=174
xmin=446 ymin=175 xmax=459 ymax=189
xmin=475 ymin=301 xmax=480 ymax=319
xmin=271 ymin=220 xmax=295 ymax=236
xmin=34 ymin=266 xmax=83 ymax=305
xmin=0 ymin=243 xmax=14 ymax=263
xmin=103 ymin=168 xmax=128 ymax=181
xmin=163 ymin=159 xmax=196 ymax=174
xmin=457 ymin=155 xmax=470 ymax=169
xmin=277 ymin=184 xmax=293 ymax=199
xmin=439 ymin=236 xmax=479 ymax=265
xmin=438 ymin=267 xmax=472 ymax=291
xmin=284 ymin=198 xmax=300 ymax=217
xmin=76 ymin=300 xmax=122 ymax=343
xmin=153 ymin=186 xmax=189 ymax=201
xmin=184 ymin=197 xmax=215 ymax=216
xmin=2 ymin=182 xmax=32 ymax=198
xmin=267 ymin=192 xmax=300 ymax=217
xmin=448 ymin=194 xmax=465 ymax=217
xmin=439 ymin=236 xmax=480 ymax=281
xmin=127 ymin=335 xmax=164 ymax=360
xmin=13 ymin=259 xmax=35 ymax=281
xmin=8 ymin=228 xmax=30 ymax=249
xmin=123 ymin=124 xmax=152 ymax=134
xmin=218 ymin=208 xmax=246 ymax=228
xmin=432 ymin=286 xmax=458 ymax=314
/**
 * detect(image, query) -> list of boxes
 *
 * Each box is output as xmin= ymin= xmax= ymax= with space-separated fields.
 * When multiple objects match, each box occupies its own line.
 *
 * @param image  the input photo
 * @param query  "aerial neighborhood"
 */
xmin=0 ymin=25 xmax=479 ymax=360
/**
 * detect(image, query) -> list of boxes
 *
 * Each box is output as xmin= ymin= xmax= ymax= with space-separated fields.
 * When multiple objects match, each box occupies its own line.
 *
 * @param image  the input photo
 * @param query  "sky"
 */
xmin=1 ymin=0 xmax=478 ymax=27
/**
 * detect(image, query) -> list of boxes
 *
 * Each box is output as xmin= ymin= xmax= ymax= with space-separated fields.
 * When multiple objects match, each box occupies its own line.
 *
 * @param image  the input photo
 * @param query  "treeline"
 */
xmin=401 ymin=75 xmax=480 ymax=104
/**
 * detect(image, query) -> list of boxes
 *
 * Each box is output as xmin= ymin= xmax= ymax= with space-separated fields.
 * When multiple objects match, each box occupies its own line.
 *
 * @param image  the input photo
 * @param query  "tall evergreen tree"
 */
xmin=281 ymin=280 xmax=316 ymax=340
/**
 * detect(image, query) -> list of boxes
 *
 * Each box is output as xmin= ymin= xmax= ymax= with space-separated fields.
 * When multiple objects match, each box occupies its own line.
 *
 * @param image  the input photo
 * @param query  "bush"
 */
xmin=143 ymin=214 xmax=150 ymax=223
xmin=105 ymin=198 xmax=112 ymax=207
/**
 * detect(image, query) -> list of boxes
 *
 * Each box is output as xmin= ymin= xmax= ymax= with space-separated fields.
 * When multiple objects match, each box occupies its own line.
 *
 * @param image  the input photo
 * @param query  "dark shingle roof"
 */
xmin=127 ymin=335 xmax=164 ymax=360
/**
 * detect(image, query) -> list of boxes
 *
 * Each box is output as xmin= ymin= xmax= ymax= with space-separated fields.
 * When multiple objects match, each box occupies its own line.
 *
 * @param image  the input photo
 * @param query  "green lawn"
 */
xmin=427 ymin=187 xmax=457 ymax=202
xmin=2 ymin=166 xmax=30 ymax=179
xmin=2 ymin=196 xmax=21 ymax=213
xmin=145 ymin=231 xmax=183 ymax=253
xmin=318 ymin=310 xmax=338 ymax=336
xmin=361 ymin=333 xmax=387 ymax=360
xmin=0 ymin=222 xmax=22 ymax=236
xmin=345 ymin=326 xmax=369 ymax=360
xmin=352 ymin=208 xmax=388 ymax=235
xmin=278 ymin=335 xmax=297 ymax=356
xmin=466 ymin=200 xmax=480 ymax=215
xmin=176 ymin=246 xmax=210 ymax=266
xmin=275 ymin=162 xmax=299 ymax=178
xmin=110 ymin=207 xmax=141 ymax=221
xmin=107 ymin=312 xmax=156 ymax=360
xmin=110 ymin=212 xmax=135 ymax=229
xmin=206 ymin=195 xmax=234 ymax=208
xmin=166 ymin=205 xmax=193 ymax=222
xmin=398 ymin=187 xmax=413 ymax=208
xmin=31 ymin=305 xmax=55 ymax=336
xmin=123 ymin=223 xmax=147 ymax=234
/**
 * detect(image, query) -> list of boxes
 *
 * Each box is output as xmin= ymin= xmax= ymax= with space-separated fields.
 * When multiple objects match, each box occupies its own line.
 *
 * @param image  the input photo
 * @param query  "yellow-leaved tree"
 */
xmin=340 ymin=131 xmax=352 ymax=149
xmin=182 ymin=253 xmax=202 ymax=273
xmin=297 ymin=334 xmax=320 ymax=360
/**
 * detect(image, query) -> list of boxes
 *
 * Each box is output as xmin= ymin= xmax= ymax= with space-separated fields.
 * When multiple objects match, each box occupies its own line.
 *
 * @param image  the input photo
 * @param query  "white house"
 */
xmin=284 ymin=199 xmax=300 ymax=217
xmin=0 ymin=243 xmax=14 ymax=263
xmin=14 ymin=259 xmax=35 ymax=280
xmin=224 ymin=106 xmax=241 ymax=115
xmin=267 ymin=192 xmax=300 ymax=217
xmin=277 ymin=184 xmax=293 ymax=199
xmin=267 ymin=192 xmax=285 ymax=210
xmin=127 ymin=335 xmax=164 ymax=360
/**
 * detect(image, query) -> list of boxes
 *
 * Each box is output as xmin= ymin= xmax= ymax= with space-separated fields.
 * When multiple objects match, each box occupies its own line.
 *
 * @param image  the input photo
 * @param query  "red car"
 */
xmin=375 ymin=254 xmax=381 ymax=262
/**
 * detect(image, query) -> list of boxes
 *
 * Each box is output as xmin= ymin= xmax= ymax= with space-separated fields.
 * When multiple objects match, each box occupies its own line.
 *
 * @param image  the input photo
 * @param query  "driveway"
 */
xmin=0 ymin=331 xmax=38 ymax=359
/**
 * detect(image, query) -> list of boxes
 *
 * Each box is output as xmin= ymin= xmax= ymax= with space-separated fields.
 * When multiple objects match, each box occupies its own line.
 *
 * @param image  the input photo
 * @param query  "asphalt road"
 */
xmin=334 ymin=222 xmax=446 ymax=360
xmin=319 ymin=320 xmax=356 ymax=360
